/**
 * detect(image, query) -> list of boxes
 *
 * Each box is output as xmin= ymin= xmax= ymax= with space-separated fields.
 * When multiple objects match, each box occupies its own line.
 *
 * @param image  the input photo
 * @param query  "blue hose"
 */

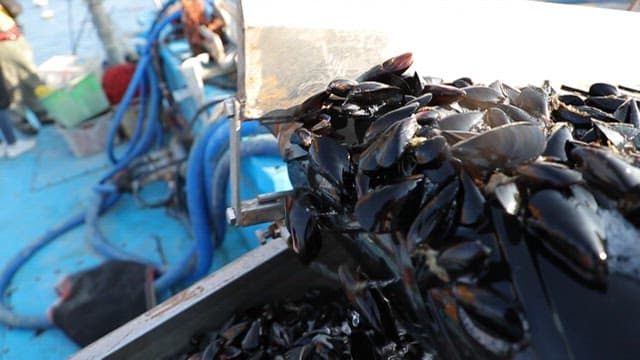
xmin=156 ymin=130 xmax=276 ymax=289
xmin=0 ymin=2 xmax=243 ymax=328
xmin=0 ymin=192 xmax=121 ymax=329
xmin=85 ymin=190 xmax=162 ymax=266
xmin=210 ymin=135 xmax=280 ymax=243
xmin=122 ymin=72 xmax=149 ymax=158
xmin=100 ymin=66 xmax=161 ymax=184
xmin=90 ymin=66 xmax=163 ymax=261
xmin=184 ymin=122 xmax=224 ymax=282
xmin=106 ymin=9 xmax=182 ymax=164
xmin=185 ymin=120 xmax=272 ymax=281
xmin=0 ymin=5 xmax=190 ymax=330
xmin=203 ymin=121 xmax=269 ymax=224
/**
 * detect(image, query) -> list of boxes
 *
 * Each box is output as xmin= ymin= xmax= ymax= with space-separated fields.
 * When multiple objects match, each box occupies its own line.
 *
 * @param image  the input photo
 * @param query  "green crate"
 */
xmin=40 ymin=73 xmax=110 ymax=128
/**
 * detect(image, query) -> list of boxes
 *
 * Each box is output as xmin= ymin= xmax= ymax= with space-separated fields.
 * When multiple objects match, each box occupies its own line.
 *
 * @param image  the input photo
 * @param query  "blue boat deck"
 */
xmin=0 ymin=88 xmax=289 ymax=359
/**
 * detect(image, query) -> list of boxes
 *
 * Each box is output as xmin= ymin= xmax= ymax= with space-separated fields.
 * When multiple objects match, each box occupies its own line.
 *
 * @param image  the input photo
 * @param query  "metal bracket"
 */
xmin=227 ymin=190 xmax=291 ymax=227
xmin=225 ymin=97 xmax=243 ymax=226
xmin=225 ymin=95 xmax=290 ymax=227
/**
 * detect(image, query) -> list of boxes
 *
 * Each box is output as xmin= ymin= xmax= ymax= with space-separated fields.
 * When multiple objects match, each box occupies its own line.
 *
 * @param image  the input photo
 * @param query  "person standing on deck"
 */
xmin=0 ymin=0 xmax=52 ymax=134
xmin=0 ymin=63 xmax=36 ymax=157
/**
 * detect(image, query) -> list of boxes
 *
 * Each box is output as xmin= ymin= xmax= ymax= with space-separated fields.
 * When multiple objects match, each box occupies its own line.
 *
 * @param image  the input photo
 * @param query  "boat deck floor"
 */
xmin=0 ymin=124 xmax=288 ymax=358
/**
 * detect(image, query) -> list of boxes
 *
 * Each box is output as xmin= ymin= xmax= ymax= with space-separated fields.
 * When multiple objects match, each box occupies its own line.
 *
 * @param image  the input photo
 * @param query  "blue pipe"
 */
xmin=123 ymin=72 xmax=149 ymax=158
xmin=0 ymin=192 xmax=121 ymax=329
xmin=153 ymin=243 xmax=196 ymax=292
xmin=106 ymin=56 xmax=151 ymax=164
xmin=100 ymin=66 xmax=161 ymax=184
xmin=185 ymin=120 xmax=272 ymax=281
xmin=210 ymin=135 xmax=280 ymax=243
xmin=106 ymin=9 xmax=182 ymax=164
xmin=85 ymin=190 xmax=163 ymax=266
xmin=184 ymin=122 xmax=224 ymax=282
xmin=91 ymin=67 xmax=163 ymax=261
xmin=203 ymin=121 xmax=269 ymax=224
xmin=156 ymin=129 xmax=275 ymax=289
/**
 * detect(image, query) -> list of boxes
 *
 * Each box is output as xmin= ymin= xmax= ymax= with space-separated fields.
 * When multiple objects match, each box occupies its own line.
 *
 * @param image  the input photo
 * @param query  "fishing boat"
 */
xmin=1 ymin=0 xmax=639 ymax=359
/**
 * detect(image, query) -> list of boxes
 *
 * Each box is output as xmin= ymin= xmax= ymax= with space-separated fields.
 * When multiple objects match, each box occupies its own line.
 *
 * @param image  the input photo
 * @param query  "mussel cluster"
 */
xmin=174 ymin=289 xmax=421 ymax=359
xmin=283 ymin=53 xmax=640 ymax=359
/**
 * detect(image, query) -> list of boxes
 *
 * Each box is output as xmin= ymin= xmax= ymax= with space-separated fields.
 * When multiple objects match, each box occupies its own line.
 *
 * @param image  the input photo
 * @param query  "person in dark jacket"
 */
xmin=0 ymin=0 xmax=51 ymax=134
xmin=0 ymin=63 xmax=36 ymax=157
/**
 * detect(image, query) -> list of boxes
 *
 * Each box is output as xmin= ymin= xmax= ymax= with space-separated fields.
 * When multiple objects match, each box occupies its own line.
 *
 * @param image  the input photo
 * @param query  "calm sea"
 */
xmin=18 ymin=0 xmax=157 ymax=65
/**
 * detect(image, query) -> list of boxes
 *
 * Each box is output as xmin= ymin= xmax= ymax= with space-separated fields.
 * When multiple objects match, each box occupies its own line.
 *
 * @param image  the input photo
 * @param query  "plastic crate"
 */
xmin=40 ymin=73 xmax=110 ymax=128
xmin=37 ymin=55 xmax=101 ymax=89
xmin=57 ymin=112 xmax=113 ymax=157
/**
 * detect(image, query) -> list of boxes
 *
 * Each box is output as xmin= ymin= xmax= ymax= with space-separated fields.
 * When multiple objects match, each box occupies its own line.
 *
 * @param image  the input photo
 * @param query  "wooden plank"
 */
xmin=71 ymin=238 xmax=344 ymax=359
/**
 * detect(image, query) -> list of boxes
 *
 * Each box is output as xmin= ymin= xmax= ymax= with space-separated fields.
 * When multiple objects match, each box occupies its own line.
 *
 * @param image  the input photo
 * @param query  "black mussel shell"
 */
xmin=458 ymin=169 xmax=486 ymax=226
xmin=527 ymin=189 xmax=607 ymax=284
xmin=557 ymin=94 xmax=585 ymax=107
xmin=327 ymin=78 xmax=358 ymax=97
xmin=407 ymin=181 xmax=459 ymax=251
xmin=568 ymin=142 xmax=640 ymax=198
xmin=543 ymin=122 xmax=574 ymax=162
xmin=613 ymin=98 xmax=640 ymax=128
xmin=354 ymin=175 xmax=423 ymax=233
xmin=422 ymin=84 xmax=467 ymax=106
xmin=552 ymin=104 xmax=592 ymax=128
xmin=286 ymin=194 xmax=323 ymax=264
xmin=451 ymin=122 xmax=546 ymax=175
xmin=308 ymin=136 xmax=351 ymax=190
xmin=484 ymin=107 xmax=511 ymax=128
xmin=346 ymin=82 xmax=403 ymax=106
xmin=495 ymin=103 xmax=539 ymax=124
xmin=514 ymin=86 xmax=549 ymax=119
xmin=438 ymin=111 xmax=484 ymax=131
xmin=452 ymin=283 xmax=527 ymax=342
xmin=575 ymin=105 xmax=617 ymax=123
xmin=359 ymin=116 xmax=419 ymax=172
xmin=589 ymin=82 xmax=619 ymax=97
xmin=414 ymin=135 xmax=448 ymax=165
xmin=459 ymin=86 xmax=505 ymax=110
xmin=440 ymin=130 xmax=477 ymax=146
xmin=515 ymin=161 xmax=583 ymax=188
xmin=356 ymin=52 xmax=414 ymax=82
xmin=585 ymin=96 xmax=625 ymax=114
xmin=364 ymin=102 xmax=419 ymax=143
xmin=406 ymin=93 xmax=433 ymax=109
xmin=438 ymin=241 xmax=491 ymax=276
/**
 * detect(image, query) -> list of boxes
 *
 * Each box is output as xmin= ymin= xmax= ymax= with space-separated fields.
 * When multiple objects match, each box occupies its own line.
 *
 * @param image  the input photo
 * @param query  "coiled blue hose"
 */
xmin=99 ymin=66 xmax=161 ymax=184
xmin=106 ymin=9 xmax=182 ymax=164
xmin=186 ymin=120 xmax=269 ymax=281
xmin=155 ymin=124 xmax=275 ymax=290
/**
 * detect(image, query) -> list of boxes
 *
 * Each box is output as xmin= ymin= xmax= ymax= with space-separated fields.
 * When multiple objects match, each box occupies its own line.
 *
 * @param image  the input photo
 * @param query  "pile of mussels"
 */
xmin=283 ymin=53 xmax=640 ymax=359
xmin=176 ymin=289 xmax=422 ymax=359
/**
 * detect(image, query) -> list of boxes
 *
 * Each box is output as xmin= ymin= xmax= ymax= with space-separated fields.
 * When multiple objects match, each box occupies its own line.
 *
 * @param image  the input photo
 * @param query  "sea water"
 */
xmin=17 ymin=0 xmax=157 ymax=65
